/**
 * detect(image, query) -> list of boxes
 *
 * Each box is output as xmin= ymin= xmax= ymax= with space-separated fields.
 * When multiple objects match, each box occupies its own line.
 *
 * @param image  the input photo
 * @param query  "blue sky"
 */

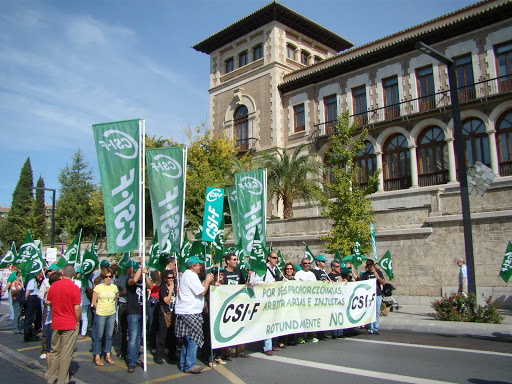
xmin=0 ymin=0 xmax=476 ymax=207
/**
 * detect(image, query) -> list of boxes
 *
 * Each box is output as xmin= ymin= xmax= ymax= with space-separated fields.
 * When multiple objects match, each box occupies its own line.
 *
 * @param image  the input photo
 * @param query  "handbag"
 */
xmin=161 ymin=305 xmax=174 ymax=328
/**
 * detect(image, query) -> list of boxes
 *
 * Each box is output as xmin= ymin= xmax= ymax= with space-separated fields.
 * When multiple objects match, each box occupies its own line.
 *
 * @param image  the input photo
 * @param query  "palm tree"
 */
xmin=261 ymin=144 xmax=323 ymax=219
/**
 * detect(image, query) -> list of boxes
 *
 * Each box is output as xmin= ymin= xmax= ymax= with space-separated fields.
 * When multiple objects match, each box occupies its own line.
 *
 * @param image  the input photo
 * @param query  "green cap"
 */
xmin=100 ymin=260 xmax=110 ymax=267
xmin=46 ymin=264 xmax=60 ymax=272
xmin=315 ymin=255 xmax=327 ymax=262
xmin=186 ymin=256 xmax=205 ymax=266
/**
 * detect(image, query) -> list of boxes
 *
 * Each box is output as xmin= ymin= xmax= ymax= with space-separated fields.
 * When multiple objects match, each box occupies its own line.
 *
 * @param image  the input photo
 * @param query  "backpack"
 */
xmin=16 ymin=288 xmax=26 ymax=304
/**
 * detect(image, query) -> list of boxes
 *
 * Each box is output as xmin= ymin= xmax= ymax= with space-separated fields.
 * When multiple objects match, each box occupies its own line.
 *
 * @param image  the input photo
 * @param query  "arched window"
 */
xmin=460 ymin=118 xmax=490 ymax=168
xmin=234 ymin=106 xmax=249 ymax=151
xmin=354 ymin=141 xmax=377 ymax=190
xmin=417 ymin=127 xmax=449 ymax=186
xmin=497 ymin=110 xmax=512 ymax=176
xmin=383 ymin=134 xmax=411 ymax=191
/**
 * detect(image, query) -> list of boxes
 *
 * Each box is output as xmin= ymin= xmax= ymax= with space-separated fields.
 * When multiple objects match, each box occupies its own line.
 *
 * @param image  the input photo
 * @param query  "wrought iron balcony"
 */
xmin=315 ymin=74 xmax=512 ymax=137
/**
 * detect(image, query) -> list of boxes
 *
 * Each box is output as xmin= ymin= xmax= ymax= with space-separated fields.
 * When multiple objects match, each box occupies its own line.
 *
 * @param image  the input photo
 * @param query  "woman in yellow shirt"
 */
xmin=91 ymin=267 xmax=118 ymax=366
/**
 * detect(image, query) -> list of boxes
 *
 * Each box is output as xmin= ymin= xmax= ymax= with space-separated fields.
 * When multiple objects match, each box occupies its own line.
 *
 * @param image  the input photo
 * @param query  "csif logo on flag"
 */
xmin=97 ymin=130 xmax=138 ymax=159
xmin=229 ymin=189 xmax=237 ymax=202
xmin=213 ymin=287 xmax=261 ymax=344
xmin=29 ymin=257 xmax=43 ymax=274
xmin=149 ymin=154 xmax=182 ymax=179
xmin=238 ymin=176 xmax=263 ymax=195
xmin=346 ymin=283 xmax=376 ymax=325
xmin=207 ymin=188 xmax=223 ymax=202
xmin=81 ymin=259 xmax=96 ymax=275
xmin=18 ymin=243 xmax=38 ymax=263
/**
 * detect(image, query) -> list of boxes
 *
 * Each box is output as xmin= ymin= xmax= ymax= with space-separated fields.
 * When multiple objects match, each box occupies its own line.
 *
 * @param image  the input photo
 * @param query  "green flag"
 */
xmin=235 ymin=169 xmax=267 ymax=256
xmin=17 ymin=230 xmax=39 ymax=267
xmin=370 ymin=223 xmax=378 ymax=261
xmin=499 ymin=241 xmax=512 ymax=283
xmin=57 ymin=230 xmax=82 ymax=268
xmin=202 ymin=187 xmax=224 ymax=242
xmin=213 ymin=216 xmax=225 ymax=264
xmin=80 ymin=249 xmax=99 ymax=283
xmin=0 ymin=242 xmax=17 ymax=269
xmin=178 ymin=231 xmax=191 ymax=273
xmin=334 ymin=250 xmax=345 ymax=267
xmin=277 ymin=249 xmax=286 ymax=271
xmin=19 ymin=238 xmax=45 ymax=283
xmin=117 ymin=251 xmax=131 ymax=276
xmin=146 ymin=147 xmax=186 ymax=251
xmin=90 ymin=235 xmax=98 ymax=256
xmin=93 ymin=119 xmax=141 ymax=253
xmin=148 ymin=233 xmax=168 ymax=272
xmin=377 ymin=250 xmax=394 ymax=280
xmin=226 ymin=186 xmax=241 ymax=246
xmin=249 ymin=226 xmax=267 ymax=277
xmin=303 ymin=242 xmax=315 ymax=264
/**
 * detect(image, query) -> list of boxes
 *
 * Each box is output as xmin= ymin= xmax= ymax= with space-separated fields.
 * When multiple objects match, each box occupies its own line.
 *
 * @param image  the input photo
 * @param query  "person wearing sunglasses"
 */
xmin=91 ymin=267 xmax=118 ymax=366
xmin=154 ymin=269 xmax=177 ymax=364
xmin=294 ymin=258 xmax=316 ymax=282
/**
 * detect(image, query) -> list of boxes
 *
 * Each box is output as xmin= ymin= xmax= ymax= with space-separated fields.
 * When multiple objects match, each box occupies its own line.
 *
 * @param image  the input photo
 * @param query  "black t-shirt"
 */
xmin=312 ymin=268 xmax=329 ymax=281
xmin=223 ymin=268 xmax=246 ymax=285
xmin=159 ymin=284 xmax=175 ymax=313
xmin=328 ymin=272 xmax=343 ymax=282
xmin=126 ymin=280 xmax=144 ymax=315
xmin=358 ymin=269 xmax=384 ymax=296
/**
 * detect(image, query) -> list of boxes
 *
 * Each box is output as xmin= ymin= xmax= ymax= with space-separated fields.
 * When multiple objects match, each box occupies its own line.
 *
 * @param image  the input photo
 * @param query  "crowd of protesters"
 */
xmin=1 ymin=250 xmax=385 ymax=378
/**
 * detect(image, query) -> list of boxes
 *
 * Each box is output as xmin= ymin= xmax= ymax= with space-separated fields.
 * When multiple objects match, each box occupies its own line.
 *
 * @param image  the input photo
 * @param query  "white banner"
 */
xmin=209 ymin=280 xmax=376 ymax=348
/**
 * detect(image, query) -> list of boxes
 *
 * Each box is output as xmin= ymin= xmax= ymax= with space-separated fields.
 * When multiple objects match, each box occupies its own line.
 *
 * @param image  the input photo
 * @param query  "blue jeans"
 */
xmin=92 ymin=313 xmax=116 ymax=356
xmin=12 ymin=301 xmax=21 ymax=333
xmin=8 ymin=291 xmax=14 ymax=320
xmin=331 ymin=329 xmax=344 ymax=338
xmin=126 ymin=314 xmax=141 ymax=366
xmin=179 ymin=335 xmax=198 ymax=372
xmin=80 ymin=304 xmax=90 ymax=336
xmin=263 ymin=338 xmax=272 ymax=352
xmin=368 ymin=295 xmax=382 ymax=333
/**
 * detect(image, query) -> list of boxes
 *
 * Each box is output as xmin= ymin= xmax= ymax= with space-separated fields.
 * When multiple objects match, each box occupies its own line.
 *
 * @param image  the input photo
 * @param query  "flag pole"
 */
xmin=139 ymin=119 xmax=147 ymax=372
xmin=176 ymin=147 xmax=187 ymax=293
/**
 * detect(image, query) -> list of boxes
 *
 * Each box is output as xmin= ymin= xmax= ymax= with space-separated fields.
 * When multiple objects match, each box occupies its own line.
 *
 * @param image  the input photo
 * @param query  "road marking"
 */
xmin=0 ymin=314 xmax=9 ymax=322
xmin=346 ymin=338 xmax=512 ymax=357
xmin=215 ymin=364 xmax=248 ymax=384
xmin=17 ymin=345 xmax=41 ymax=352
xmin=139 ymin=372 xmax=189 ymax=383
xmin=252 ymin=353 xmax=458 ymax=384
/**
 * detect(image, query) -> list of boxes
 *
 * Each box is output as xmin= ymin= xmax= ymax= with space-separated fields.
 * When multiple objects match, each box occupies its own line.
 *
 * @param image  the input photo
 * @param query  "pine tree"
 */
xmin=319 ymin=111 xmax=380 ymax=255
xmin=2 ymin=158 xmax=34 ymax=246
xmin=56 ymin=148 xmax=94 ymax=240
xmin=32 ymin=176 xmax=47 ymax=241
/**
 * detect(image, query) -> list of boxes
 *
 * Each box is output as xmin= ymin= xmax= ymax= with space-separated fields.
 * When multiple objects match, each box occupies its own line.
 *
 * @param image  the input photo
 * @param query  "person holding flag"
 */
xmin=24 ymin=269 xmax=44 ymax=342
xmin=357 ymin=259 xmax=385 ymax=335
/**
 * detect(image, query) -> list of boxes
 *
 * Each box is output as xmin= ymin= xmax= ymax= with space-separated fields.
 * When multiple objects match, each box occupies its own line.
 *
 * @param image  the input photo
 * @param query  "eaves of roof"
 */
xmin=278 ymin=0 xmax=512 ymax=94
xmin=192 ymin=1 xmax=353 ymax=54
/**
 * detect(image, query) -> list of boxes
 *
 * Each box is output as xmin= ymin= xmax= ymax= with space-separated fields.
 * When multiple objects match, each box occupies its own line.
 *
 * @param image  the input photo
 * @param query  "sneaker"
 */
xmin=311 ymin=337 xmax=319 ymax=343
xmin=39 ymin=353 xmax=46 ymax=360
xmin=297 ymin=337 xmax=306 ymax=344
xmin=127 ymin=365 xmax=135 ymax=373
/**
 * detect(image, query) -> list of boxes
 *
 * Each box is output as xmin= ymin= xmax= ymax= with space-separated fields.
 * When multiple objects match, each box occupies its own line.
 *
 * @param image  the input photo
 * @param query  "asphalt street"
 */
xmin=1 ymin=300 xmax=511 ymax=384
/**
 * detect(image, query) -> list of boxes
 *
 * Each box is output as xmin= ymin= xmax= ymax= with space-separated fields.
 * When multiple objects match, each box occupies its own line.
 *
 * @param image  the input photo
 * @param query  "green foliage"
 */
xmin=260 ymin=144 xmax=323 ymax=219
xmin=2 ymin=158 xmax=34 ymax=246
xmin=318 ymin=112 xmax=380 ymax=255
xmin=32 ymin=176 xmax=47 ymax=241
xmin=56 ymin=149 xmax=95 ymax=240
xmin=185 ymin=123 xmax=237 ymax=228
xmin=88 ymin=184 xmax=105 ymax=237
xmin=431 ymin=293 xmax=504 ymax=324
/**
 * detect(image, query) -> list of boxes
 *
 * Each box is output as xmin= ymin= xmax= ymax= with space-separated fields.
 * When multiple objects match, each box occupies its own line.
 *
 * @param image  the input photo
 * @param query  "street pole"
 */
xmin=33 ymin=187 xmax=56 ymax=247
xmin=415 ymin=42 xmax=476 ymax=296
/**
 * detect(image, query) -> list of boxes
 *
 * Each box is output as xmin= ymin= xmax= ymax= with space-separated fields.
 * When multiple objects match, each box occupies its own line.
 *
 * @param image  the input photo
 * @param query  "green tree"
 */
xmin=319 ymin=111 xmax=380 ymax=255
xmin=32 ymin=176 xmax=47 ymax=241
xmin=260 ymin=144 xmax=323 ymax=219
xmin=185 ymin=123 xmax=237 ymax=228
xmin=88 ymin=183 xmax=105 ymax=237
xmin=1 ymin=157 xmax=34 ymax=246
xmin=56 ymin=148 xmax=94 ymax=240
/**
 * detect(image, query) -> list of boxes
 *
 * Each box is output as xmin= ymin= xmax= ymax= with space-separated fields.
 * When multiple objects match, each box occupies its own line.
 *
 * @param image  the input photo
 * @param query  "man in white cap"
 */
xmin=174 ymin=256 xmax=214 ymax=374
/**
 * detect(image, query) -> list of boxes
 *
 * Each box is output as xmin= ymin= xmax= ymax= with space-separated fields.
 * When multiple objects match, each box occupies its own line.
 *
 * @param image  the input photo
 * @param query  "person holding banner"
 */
xmin=358 ymin=259 xmax=385 ymax=335
xmin=294 ymin=258 xmax=317 ymax=282
xmin=174 ymin=256 xmax=214 ymax=374
xmin=251 ymin=251 xmax=282 ymax=356
xmin=221 ymin=253 xmax=250 ymax=360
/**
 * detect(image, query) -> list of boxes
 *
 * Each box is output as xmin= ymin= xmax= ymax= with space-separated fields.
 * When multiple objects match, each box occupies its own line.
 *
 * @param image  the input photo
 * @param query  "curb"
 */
xmin=0 ymin=344 xmax=88 ymax=384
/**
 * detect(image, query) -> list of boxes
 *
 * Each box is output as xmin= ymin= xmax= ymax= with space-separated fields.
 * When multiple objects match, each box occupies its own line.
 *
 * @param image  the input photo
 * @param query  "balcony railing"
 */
xmin=235 ymin=137 xmax=258 ymax=152
xmin=418 ymin=170 xmax=450 ymax=187
xmin=315 ymin=75 xmax=512 ymax=136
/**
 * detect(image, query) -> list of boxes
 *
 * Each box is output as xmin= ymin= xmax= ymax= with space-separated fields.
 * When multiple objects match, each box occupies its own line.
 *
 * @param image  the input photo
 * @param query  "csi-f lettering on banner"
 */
xmin=235 ymin=169 xmax=267 ymax=255
xmin=202 ymin=187 xmax=225 ymax=242
xmin=93 ymin=119 xmax=141 ymax=253
xmin=146 ymin=147 xmax=187 ymax=252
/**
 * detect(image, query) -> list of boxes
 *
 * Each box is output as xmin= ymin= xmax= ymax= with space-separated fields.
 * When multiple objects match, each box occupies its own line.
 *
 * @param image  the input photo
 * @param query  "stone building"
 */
xmin=193 ymin=1 xmax=512 ymax=306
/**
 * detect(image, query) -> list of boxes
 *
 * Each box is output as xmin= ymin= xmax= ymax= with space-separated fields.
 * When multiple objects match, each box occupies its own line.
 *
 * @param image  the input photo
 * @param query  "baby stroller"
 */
xmin=382 ymin=283 xmax=399 ymax=311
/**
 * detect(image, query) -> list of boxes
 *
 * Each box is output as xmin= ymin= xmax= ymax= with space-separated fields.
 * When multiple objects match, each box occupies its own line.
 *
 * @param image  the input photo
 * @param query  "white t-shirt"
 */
xmin=175 ymin=269 xmax=205 ymax=315
xmin=26 ymin=278 xmax=40 ymax=296
xmin=294 ymin=270 xmax=317 ymax=282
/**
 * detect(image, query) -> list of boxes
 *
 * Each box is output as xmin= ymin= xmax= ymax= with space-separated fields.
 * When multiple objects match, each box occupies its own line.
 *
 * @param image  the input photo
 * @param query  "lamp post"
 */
xmin=33 ymin=187 xmax=56 ymax=247
xmin=415 ymin=41 xmax=476 ymax=297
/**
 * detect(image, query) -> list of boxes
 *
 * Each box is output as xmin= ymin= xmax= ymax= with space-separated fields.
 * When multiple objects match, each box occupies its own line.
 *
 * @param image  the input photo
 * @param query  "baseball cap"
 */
xmin=186 ymin=256 xmax=205 ymax=266
xmin=100 ymin=260 xmax=110 ymax=267
xmin=315 ymin=255 xmax=327 ymax=262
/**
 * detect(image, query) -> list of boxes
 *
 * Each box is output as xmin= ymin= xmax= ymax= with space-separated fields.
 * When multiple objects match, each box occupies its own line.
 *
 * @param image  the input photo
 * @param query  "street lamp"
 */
xmin=415 ymin=41 xmax=477 ymax=297
xmin=33 ymin=187 xmax=56 ymax=247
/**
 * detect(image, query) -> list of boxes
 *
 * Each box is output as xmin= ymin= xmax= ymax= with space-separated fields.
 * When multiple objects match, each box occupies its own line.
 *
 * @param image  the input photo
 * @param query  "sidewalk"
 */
xmin=379 ymin=304 xmax=512 ymax=338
